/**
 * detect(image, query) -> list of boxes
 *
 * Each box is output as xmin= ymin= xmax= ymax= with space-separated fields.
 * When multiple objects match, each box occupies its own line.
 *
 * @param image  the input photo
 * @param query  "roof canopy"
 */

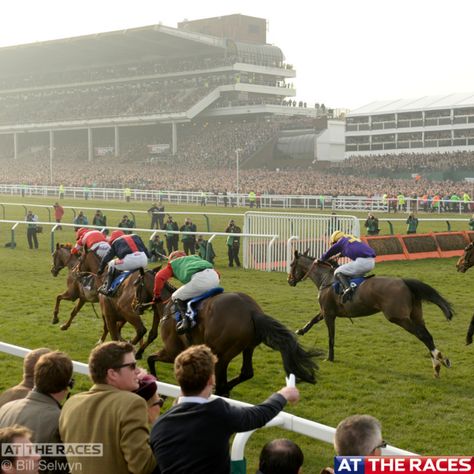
xmin=349 ymin=92 xmax=474 ymax=116
xmin=0 ymin=24 xmax=227 ymax=78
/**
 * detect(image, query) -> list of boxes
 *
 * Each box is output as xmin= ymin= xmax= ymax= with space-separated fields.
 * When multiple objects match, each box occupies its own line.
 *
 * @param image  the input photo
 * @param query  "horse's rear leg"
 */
xmin=60 ymin=299 xmax=85 ymax=330
xmin=225 ymin=347 xmax=255 ymax=394
xmin=466 ymin=314 xmax=474 ymax=345
xmin=296 ymin=313 xmax=323 ymax=336
xmin=391 ymin=316 xmax=449 ymax=377
xmin=128 ymin=314 xmax=147 ymax=346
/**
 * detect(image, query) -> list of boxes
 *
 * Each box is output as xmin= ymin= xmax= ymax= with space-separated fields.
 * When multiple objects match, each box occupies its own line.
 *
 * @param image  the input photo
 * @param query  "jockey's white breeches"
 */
xmin=172 ymin=269 xmax=220 ymax=301
xmin=108 ymin=252 xmax=148 ymax=272
xmin=334 ymin=257 xmax=375 ymax=277
xmin=90 ymin=242 xmax=111 ymax=258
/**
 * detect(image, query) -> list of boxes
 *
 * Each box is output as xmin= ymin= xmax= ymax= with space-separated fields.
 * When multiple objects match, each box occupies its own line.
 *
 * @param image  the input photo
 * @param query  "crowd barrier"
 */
xmin=0 ymin=342 xmax=415 ymax=474
xmin=362 ymin=231 xmax=474 ymax=262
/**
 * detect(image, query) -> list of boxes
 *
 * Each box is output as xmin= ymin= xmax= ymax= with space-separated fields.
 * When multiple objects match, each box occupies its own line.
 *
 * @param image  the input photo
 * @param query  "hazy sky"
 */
xmin=1 ymin=0 xmax=473 ymax=110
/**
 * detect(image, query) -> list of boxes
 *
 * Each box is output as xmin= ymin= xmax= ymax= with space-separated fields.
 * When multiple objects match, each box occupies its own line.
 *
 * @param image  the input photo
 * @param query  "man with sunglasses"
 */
xmin=59 ymin=342 xmax=156 ymax=474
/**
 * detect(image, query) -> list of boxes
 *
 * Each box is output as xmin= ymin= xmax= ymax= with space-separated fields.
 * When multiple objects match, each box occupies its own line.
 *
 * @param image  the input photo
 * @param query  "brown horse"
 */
xmin=50 ymin=243 xmax=99 ymax=331
xmin=77 ymin=251 xmax=140 ymax=345
xmin=133 ymin=270 xmax=321 ymax=397
xmin=288 ymin=250 xmax=453 ymax=377
xmin=456 ymin=241 xmax=474 ymax=344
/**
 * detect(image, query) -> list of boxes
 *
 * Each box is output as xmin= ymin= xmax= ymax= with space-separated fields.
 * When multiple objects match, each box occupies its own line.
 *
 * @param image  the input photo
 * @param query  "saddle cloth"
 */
xmin=174 ymin=287 xmax=224 ymax=322
xmin=333 ymin=276 xmax=366 ymax=295
xmin=110 ymin=271 xmax=132 ymax=293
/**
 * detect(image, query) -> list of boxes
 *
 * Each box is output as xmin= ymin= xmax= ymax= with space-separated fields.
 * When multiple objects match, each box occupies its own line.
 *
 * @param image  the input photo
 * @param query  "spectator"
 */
xmin=469 ymin=213 xmax=474 ymax=231
xmin=0 ymin=425 xmax=41 ymax=474
xmin=73 ymin=211 xmax=88 ymax=231
xmin=133 ymin=373 xmax=163 ymax=425
xmin=162 ymin=215 xmax=179 ymax=254
xmin=59 ymin=341 xmax=156 ymax=474
xmin=149 ymin=234 xmax=166 ymax=262
xmin=364 ymin=213 xmax=380 ymax=236
xmin=225 ymin=219 xmax=241 ymax=267
xmin=92 ymin=209 xmax=107 ymax=234
xmin=0 ymin=348 xmax=51 ymax=408
xmin=147 ymin=202 xmax=165 ymax=229
xmin=257 ymin=438 xmax=304 ymax=474
xmin=406 ymin=212 xmax=419 ymax=234
xmin=196 ymin=235 xmax=216 ymax=264
xmin=334 ymin=414 xmax=386 ymax=456
xmin=150 ymin=344 xmax=299 ymax=474
xmin=249 ymin=191 xmax=256 ymax=208
xmin=179 ymin=217 xmax=197 ymax=255
xmin=53 ymin=202 xmax=64 ymax=231
xmin=58 ymin=184 xmax=64 ymax=200
xmin=97 ymin=230 xmax=150 ymax=296
xmin=124 ymin=187 xmax=132 ymax=202
xmin=117 ymin=214 xmax=135 ymax=234
xmin=25 ymin=210 xmax=39 ymax=250
xmin=0 ymin=351 xmax=73 ymax=473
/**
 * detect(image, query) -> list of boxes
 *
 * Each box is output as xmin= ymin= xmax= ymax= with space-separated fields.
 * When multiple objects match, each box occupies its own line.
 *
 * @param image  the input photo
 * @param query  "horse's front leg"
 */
xmin=325 ymin=315 xmax=336 ymax=361
xmin=296 ymin=313 xmax=324 ymax=336
xmin=60 ymin=298 xmax=85 ymax=330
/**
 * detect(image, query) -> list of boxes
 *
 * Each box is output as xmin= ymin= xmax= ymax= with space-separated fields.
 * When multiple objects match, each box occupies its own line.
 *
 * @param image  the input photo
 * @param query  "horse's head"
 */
xmin=457 ymin=242 xmax=474 ymax=273
xmin=288 ymin=249 xmax=314 ymax=286
xmin=51 ymin=243 xmax=72 ymax=277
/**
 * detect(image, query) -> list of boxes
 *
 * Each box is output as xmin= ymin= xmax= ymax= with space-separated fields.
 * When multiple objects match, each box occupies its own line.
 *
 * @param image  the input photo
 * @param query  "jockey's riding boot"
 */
xmin=99 ymin=268 xmax=115 ymax=296
xmin=336 ymin=273 xmax=353 ymax=303
xmin=175 ymin=299 xmax=193 ymax=335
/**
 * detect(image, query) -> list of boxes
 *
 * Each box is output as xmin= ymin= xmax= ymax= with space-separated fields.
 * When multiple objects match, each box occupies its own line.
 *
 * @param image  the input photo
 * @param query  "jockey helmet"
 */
xmin=76 ymin=228 xmax=88 ymax=240
xmin=168 ymin=250 xmax=186 ymax=261
xmin=109 ymin=229 xmax=125 ymax=243
xmin=330 ymin=230 xmax=345 ymax=244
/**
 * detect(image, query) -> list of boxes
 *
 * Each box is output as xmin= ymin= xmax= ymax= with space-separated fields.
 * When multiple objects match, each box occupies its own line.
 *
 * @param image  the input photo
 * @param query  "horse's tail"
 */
xmin=466 ymin=315 xmax=474 ymax=345
xmin=251 ymin=311 xmax=323 ymax=384
xmin=402 ymin=278 xmax=454 ymax=321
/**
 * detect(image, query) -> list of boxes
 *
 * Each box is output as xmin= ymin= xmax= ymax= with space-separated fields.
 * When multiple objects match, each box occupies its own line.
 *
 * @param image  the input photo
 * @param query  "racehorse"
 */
xmin=50 ymin=243 xmax=99 ymax=331
xmin=78 ymin=251 xmax=140 ymax=345
xmin=456 ymin=241 xmax=474 ymax=344
xmin=287 ymin=250 xmax=454 ymax=377
xmin=133 ymin=269 xmax=322 ymax=397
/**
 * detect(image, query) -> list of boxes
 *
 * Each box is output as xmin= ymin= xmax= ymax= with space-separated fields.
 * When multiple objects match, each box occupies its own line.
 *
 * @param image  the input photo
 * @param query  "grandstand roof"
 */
xmin=0 ymin=24 xmax=227 ymax=77
xmin=349 ymin=92 xmax=474 ymax=116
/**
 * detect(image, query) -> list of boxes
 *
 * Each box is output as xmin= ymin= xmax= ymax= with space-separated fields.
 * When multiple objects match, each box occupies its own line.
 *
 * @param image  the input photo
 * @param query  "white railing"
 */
xmin=3 ymin=183 xmax=473 ymax=212
xmin=0 ymin=341 xmax=416 ymax=474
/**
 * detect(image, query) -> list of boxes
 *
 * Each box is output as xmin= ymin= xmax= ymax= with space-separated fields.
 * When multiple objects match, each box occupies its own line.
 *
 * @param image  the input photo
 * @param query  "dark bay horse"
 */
xmin=456 ymin=241 xmax=474 ymax=344
xmin=51 ymin=243 xmax=99 ymax=331
xmin=133 ymin=270 xmax=321 ymax=397
xmin=288 ymin=250 xmax=454 ymax=377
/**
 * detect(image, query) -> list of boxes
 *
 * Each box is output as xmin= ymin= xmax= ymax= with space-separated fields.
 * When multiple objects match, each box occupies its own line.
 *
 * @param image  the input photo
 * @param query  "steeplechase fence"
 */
xmin=0 ymin=342 xmax=415 ymax=474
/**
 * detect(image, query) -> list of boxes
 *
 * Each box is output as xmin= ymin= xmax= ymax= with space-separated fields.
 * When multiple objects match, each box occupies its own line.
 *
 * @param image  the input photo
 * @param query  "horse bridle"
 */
xmin=459 ymin=242 xmax=474 ymax=272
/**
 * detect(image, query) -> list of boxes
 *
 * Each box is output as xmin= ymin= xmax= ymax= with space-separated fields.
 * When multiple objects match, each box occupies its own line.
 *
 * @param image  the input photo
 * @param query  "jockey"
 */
xmin=153 ymin=251 xmax=220 ymax=334
xmin=72 ymin=227 xmax=110 ymax=258
xmin=97 ymin=230 xmax=150 ymax=296
xmin=320 ymin=230 xmax=376 ymax=303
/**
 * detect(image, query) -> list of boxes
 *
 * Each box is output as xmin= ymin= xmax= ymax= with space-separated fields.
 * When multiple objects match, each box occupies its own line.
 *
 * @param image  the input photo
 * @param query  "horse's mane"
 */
xmin=60 ymin=243 xmax=73 ymax=249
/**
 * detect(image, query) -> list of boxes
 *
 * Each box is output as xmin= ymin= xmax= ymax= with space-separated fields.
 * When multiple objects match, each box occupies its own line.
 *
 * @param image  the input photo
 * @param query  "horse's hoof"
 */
xmin=59 ymin=324 xmax=69 ymax=331
xmin=324 ymin=358 xmax=334 ymax=363
xmin=295 ymin=329 xmax=304 ymax=336
xmin=443 ymin=358 xmax=451 ymax=368
xmin=466 ymin=337 xmax=473 ymax=346
xmin=51 ymin=319 xmax=59 ymax=325
xmin=136 ymin=351 xmax=143 ymax=360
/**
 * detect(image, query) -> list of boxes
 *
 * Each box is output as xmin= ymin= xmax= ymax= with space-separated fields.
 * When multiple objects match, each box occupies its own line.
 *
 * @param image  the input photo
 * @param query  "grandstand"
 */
xmin=0 ymin=14 xmax=344 ymax=179
xmin=345 ymin=92 xmax=474 ymax=156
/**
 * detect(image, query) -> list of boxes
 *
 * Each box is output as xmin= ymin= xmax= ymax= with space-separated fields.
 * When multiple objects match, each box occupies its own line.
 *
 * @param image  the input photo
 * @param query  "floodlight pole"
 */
xmin=235 ymin=148 xmax=241 ymax=207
